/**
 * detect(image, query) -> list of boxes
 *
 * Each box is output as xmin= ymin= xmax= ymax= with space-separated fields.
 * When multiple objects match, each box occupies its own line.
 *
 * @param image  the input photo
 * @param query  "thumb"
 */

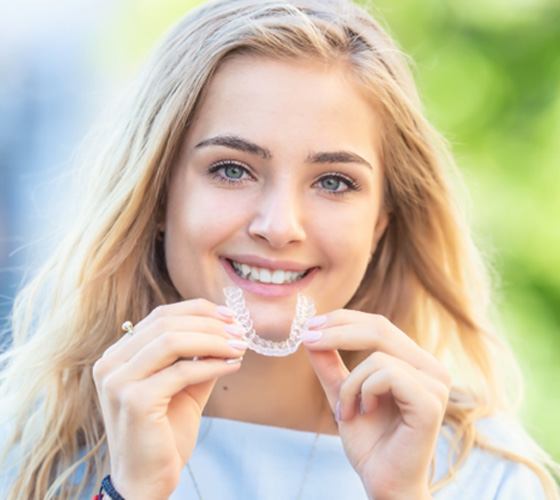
xmin=304 ymin=346 xmax=349 ymax=412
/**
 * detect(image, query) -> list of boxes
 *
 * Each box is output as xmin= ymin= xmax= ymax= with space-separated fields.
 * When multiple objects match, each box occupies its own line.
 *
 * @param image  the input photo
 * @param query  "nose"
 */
xmin=247 ymin=182 xmax=306 ymax=248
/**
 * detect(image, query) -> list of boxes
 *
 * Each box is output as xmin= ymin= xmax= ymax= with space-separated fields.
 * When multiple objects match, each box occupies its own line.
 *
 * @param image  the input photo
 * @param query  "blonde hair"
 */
xmin=1 ymin=0 xmax=558 ymax=498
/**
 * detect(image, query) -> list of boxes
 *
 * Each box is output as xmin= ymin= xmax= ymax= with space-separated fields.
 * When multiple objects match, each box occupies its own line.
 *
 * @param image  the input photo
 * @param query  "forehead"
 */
xmin=183 ymin=55 xmax=383 ymax=164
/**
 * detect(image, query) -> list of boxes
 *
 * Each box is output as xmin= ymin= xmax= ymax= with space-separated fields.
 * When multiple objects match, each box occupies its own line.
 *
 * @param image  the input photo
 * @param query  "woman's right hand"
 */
xmin=92 ymin=298 xmax=247 ymax=500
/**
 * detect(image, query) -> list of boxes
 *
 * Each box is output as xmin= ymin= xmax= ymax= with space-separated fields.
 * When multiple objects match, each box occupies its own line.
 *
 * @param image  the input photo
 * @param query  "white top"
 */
xmin=0 ymin=416 xmax=549 ymax=498
xmin=168 ymin=416 xmax=547 ymax=499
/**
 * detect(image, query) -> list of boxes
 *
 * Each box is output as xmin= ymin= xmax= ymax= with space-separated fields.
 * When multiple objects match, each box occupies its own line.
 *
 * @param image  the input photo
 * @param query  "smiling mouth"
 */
xmin=226 ymin=258 xmax=314 ymax=285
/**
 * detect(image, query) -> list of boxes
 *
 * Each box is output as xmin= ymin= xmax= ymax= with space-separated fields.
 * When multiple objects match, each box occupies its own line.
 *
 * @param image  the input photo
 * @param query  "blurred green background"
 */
xmin=99 ymin=0 xmax=560 ymax=459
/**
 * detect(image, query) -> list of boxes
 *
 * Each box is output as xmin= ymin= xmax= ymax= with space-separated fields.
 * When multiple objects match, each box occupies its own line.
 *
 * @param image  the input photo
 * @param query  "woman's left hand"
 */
xmin=302 ymin=310 xmax=452 ymax=500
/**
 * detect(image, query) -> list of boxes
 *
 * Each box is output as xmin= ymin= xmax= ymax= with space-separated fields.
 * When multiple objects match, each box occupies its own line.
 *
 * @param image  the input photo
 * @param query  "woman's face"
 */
xmin=164 ymin=55 xmax=387 ymax=339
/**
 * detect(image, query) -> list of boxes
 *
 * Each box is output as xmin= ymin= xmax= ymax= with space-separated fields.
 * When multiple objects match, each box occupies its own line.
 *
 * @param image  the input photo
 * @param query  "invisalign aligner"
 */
xmin=223 ymin=286 xmax=316 ymax=356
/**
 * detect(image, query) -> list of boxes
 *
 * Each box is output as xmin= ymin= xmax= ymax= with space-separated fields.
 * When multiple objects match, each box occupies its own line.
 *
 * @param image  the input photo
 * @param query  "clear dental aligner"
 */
xmin=223 ymin=286 xmax=316 ymax=356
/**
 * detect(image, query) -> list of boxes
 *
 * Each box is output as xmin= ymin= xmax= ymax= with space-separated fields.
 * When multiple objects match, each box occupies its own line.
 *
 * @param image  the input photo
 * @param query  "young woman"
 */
xmin=1 ymin=1 xmax=558 ymax=498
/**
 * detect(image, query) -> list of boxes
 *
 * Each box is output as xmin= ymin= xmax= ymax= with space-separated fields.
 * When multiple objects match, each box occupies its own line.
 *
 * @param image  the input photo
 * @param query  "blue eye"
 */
xmin=207 ymin=161 xmax=252 ymax=184
xmin=207 ymin=161 xmax=360 ymax=196
xmin=316 ymin=173 xmax=360 ymax=196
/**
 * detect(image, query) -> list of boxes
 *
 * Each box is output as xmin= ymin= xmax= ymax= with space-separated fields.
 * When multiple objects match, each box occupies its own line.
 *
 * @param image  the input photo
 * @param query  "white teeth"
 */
xmin=271 ymin=270 xmax=285 ymax=284
xmin=230 ymin=260 xmax=307 ymax=284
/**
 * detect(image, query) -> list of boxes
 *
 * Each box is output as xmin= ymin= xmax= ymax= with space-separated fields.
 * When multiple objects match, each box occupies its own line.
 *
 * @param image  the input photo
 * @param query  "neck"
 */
xmin=203 ymin=347 xmax=338 ymax=435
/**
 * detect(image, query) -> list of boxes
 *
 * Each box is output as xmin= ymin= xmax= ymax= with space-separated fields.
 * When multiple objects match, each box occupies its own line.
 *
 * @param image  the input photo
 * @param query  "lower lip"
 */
xmin=220 ymin=258 xmax=319 ymax=297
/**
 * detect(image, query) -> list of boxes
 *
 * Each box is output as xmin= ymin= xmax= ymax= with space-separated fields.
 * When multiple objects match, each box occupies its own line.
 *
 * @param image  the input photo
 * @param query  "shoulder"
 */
xmin=433 ymin=415 xmax=548 ymax=499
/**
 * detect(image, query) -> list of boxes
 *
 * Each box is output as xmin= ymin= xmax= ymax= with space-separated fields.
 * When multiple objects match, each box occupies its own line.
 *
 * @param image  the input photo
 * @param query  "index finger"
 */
xmin=100 ymin=298 xmax=237 ymax=365
xmin=303 ymin=309 xmax=451 ymax=385
xmin=136 ymin=298 xmax=236 ymax=331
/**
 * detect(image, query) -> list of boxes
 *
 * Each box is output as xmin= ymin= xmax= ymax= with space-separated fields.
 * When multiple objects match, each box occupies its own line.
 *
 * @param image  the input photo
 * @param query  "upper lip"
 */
xmin=224 ymin=254 xmax=317 ymax=273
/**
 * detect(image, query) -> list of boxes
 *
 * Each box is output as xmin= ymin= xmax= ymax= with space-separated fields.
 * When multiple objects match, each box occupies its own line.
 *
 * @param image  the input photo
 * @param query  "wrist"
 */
xmin=97 ymin=475 xmax=125 ymax=500
xmin=101 ymin=474 xmax=169 ymax=500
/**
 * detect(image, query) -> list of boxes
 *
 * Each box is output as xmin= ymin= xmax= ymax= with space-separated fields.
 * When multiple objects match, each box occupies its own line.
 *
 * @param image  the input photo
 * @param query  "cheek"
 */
xmin=185 ymin=190 xmax=226 ymax=237
xmin=164 ymin=181 xmax=252 ymax=297
xmin=169 ymin=182 xmax=250 ymax=251
xmin=314 ymin=204 xmax=377 ymax=262
xmin=311 ymin=205 xmax=377 ymax=302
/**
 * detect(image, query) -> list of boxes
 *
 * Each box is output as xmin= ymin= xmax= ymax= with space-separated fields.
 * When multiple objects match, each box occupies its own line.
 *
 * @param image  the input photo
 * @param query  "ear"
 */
xmin=370 ymin=210 xmax=389 ymax=254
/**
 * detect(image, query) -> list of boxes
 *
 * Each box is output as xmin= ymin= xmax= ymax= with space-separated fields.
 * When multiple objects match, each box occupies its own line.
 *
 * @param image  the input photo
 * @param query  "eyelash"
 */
xmin=207 ymin=160 xmax=361 ymax=196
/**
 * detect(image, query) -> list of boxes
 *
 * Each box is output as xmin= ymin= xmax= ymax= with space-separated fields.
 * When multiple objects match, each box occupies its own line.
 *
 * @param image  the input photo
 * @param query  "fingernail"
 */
xmin=217 ymin=305 xmax=236 ymax=319
xmin=301 ymin=329 xmax=323 ymax=343
xmin=305 ymin=315 xmax=327 ymax=329
xmin=225 ymin=356 xmax=244 ymax=365
xmin=335 ymin=400 xmax=342 ymax=423
xmin=227 ymin=339 xmax=248 ymax=351
xmin=224 ymin=323 xmax=245 ymax=337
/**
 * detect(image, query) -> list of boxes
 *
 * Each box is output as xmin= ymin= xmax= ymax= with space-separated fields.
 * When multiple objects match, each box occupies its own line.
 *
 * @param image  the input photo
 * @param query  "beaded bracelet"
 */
xmin=92 ymin=475 xmax=125 ymax=500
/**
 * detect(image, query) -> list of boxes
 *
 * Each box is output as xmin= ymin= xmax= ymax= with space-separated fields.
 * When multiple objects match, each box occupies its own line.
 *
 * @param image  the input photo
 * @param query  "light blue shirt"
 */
xmin=168 ymin=416 xmax=547 ymax=499
xmin=0 ymin=416 xmax=549 ymax=498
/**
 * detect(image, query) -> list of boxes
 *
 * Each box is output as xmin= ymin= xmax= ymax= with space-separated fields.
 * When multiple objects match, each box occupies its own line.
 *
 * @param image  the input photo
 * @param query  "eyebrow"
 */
xmin=194 ymin=134 xmax=374 ymax=171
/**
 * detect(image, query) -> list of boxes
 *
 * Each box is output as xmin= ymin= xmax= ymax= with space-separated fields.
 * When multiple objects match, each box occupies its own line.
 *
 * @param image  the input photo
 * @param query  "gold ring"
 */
xmin=121 ymin=321 xmax=134 ymax=336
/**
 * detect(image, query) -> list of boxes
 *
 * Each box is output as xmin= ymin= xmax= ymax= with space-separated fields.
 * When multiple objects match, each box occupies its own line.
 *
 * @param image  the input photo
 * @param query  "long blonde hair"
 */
xmin=1 ymin=0 xmax=558 ymax=498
